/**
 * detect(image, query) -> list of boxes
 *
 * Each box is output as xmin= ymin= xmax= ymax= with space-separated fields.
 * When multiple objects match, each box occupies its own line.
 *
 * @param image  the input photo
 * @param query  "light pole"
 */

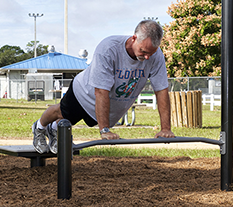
xmin=143 ymin=17 xmax=158 ymax=21
xmin=64 ymin=0 xmax=68 ymax=54
xmin=29 ymin=13 xmax=43 ymax=58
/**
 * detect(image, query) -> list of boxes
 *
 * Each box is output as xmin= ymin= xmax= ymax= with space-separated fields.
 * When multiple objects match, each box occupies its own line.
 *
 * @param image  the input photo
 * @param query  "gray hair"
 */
xmin=134 ymin=20 xmax=163 ymax=48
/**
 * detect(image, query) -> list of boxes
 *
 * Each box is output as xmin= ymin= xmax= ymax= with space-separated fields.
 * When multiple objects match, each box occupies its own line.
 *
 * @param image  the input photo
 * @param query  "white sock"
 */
xmin=37 ymin=119 xmax=46 ymax=129
xmin=52 ymin=121 xmax=58 ymax=131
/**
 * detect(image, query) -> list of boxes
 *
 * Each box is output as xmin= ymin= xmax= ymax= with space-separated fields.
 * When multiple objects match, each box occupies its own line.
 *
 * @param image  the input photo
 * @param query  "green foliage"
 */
xmin=0 ymin=45 xmax=28 ymax=67
xmin=25 ymin=41 xmax=48 ymax=58
xmin=0 ymin=41 xmax=49 ymax=67
xmin=161 ymin=0 xmax=221 ymax=77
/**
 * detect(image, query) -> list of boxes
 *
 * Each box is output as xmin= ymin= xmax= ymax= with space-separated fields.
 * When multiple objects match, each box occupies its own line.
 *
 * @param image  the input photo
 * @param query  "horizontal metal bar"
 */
xmin=73 ymin=136 xmax=223 ymax=151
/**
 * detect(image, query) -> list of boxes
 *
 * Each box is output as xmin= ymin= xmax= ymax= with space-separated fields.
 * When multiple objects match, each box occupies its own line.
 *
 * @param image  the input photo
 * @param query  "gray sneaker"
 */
xmin=47 ymin=124 xmax=57 ymax=154
xmin=32 ymin=120 xmax=49 ymax=154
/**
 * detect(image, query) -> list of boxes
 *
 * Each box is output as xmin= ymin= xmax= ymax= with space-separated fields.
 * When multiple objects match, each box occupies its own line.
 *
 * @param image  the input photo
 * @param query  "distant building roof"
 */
xmin=0 ymin=51 xmax=89 ymax=73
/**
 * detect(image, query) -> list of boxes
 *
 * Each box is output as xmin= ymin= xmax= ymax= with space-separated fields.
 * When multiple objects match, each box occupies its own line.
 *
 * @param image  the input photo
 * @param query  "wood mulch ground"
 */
xmin=0 ymin=154 xmax=233 ymax=206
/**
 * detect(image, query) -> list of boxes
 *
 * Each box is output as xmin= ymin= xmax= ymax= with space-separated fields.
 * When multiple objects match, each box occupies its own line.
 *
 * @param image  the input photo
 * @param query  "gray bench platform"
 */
xmin=0 ymin=145 xmax=80 ymax=168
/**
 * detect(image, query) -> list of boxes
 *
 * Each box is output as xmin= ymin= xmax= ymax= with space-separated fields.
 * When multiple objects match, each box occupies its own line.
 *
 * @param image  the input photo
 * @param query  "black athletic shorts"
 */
xmin=60 ymin=80 xmax=98 ymax=127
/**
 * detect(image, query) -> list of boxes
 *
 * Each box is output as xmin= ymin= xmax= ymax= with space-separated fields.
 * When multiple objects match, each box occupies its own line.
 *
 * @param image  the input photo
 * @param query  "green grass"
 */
xmin=71 ymin=104 xmax=221 ymax=141
xmin=80 ymin=147 xmax=220 ymax=158
xmin=0 ymin=99 xmax=221 ymax=140
xmin=0 ymin=98 xmax=221 ymax=158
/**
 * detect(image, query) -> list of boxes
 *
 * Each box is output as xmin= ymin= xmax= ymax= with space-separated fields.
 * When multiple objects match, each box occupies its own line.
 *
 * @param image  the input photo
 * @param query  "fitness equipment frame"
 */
xmin=57 ymin=119 xmax=226 ymax=199
xmin=58 ymin=0 xmax=233 ymax=198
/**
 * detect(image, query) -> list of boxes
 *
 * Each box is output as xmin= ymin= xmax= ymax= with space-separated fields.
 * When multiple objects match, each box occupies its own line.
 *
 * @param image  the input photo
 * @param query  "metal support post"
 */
xmin=57 ymin=119 xmax=72 ymax=199
xmin=31 ymin=157 xmax=46 ymax=168
xmin=221 ymin=0 xmax=233 ymax=191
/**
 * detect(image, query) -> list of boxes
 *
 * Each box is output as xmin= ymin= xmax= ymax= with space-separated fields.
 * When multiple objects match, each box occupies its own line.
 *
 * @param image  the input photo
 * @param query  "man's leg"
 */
xmin=33 ymin=104 xmax=64 ymax=154
xmin=40 ymin=104 xmax=64 ymax=127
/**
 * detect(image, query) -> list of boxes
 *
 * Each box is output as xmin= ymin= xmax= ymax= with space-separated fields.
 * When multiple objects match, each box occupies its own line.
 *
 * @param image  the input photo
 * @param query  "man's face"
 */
xmin=132 ymin=35 xmax=158 ymax=61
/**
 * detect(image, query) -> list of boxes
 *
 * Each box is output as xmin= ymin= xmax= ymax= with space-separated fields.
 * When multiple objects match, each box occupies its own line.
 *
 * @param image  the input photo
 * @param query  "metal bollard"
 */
xmin=221 ymin=0 xmax=233 ymax=191
xmin=57 ymin=119 xmax=72 ymax=199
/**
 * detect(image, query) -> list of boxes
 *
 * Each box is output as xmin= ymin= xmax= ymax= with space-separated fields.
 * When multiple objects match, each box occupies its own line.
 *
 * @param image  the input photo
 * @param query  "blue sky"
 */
xmin=0 ymin=0 xmax=174 ymax=61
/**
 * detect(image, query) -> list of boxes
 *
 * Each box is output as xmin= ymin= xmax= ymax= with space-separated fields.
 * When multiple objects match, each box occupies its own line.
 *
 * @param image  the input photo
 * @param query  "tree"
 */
xmin=0 ymin=42 xmax=49 ymax=67
xmin=0 ymin=45 xmax=28 ymax=67
xmin=161 ymin=0 xmax=221 ymax=77
xmin=26 ymin=41 xmax=48 ymax=58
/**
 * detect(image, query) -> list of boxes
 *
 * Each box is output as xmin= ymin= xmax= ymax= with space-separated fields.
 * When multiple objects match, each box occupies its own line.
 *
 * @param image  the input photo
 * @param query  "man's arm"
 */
xmin=154 ymin=88 xmax=175 ymax=138
xmin=95 ymin=88 xmax=119 ymax=140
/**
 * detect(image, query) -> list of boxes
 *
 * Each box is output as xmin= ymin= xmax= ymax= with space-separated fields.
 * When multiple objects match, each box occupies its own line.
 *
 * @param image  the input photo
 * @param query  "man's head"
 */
xmin=134 ymin=20 xmax=163 ymax=48
xmin=130 ymin=20 xmax=163 ymax=61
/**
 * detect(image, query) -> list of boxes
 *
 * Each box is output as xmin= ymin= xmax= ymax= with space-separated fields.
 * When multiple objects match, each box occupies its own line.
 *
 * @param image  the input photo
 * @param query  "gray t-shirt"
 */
xmin=73 ymin=35 xmax=168 ymax=127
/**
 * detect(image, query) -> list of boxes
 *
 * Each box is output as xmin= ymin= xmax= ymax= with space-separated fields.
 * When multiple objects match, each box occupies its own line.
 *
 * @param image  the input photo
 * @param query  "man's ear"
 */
xmin=132 ymin=34 xmax=137 ymax=42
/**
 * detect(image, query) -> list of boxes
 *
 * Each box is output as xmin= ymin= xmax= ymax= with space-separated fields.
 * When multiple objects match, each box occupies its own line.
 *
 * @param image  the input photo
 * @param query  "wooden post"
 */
xmin=193 ymin=91 xmax=198 ymax=128
xmin=187 ymin=91 xmax=193 ymax=128
xmin=181 ymin=91 xmax=188 ymax=127
xmin=175 ymin=92 xmax=183 ymax=127
xmin=170 ymin=90 xmax=202 ymax=128
xmin=198 ymin=91 xmax=202 ymax=128
xmin=169 ymin=92 xmax=178 ymax=127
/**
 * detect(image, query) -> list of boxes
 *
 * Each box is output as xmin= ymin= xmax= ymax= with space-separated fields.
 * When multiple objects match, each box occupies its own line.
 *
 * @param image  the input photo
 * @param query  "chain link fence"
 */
xmin=0 ymin=76 xmax=221 ymax=102
xmin=0 ymin=77 xmax=72 ymax=103
xmin=142 ymin=76 xmax=221 ymax=95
